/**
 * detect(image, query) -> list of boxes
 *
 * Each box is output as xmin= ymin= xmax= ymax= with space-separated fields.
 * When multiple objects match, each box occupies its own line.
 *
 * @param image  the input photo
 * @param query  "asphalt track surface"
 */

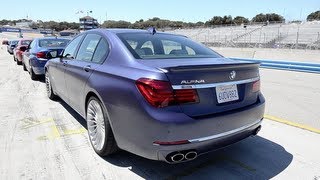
xmin=0 ymin=33 xmax=319 ymax=179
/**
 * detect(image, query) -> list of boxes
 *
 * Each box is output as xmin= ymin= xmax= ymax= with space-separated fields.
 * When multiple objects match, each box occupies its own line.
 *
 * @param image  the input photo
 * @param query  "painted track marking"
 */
xmin=264 ymin=114 xmax=320 ymax=134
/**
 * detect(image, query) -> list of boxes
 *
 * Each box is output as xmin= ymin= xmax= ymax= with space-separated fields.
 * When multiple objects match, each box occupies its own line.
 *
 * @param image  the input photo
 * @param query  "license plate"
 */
xmin=216 ymin=84 xmax=239 ymax=103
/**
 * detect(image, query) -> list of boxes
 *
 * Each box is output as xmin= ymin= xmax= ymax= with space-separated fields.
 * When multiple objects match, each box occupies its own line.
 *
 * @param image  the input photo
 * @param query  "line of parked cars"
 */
xmin=2 ymin=29 xmax=265 ymax=163
xmin=3 ymin=37 xmax=70 ymax=79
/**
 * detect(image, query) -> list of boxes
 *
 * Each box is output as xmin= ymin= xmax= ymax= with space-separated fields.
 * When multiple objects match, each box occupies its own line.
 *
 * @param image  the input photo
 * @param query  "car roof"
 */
xmin=87 ymin=28 xmax=149 ymax=34
xmin=87 ymin=28 xmax=185 ymax=37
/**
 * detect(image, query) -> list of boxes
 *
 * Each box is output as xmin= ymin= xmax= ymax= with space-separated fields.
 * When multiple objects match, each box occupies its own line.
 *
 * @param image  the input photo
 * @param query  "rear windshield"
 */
xmin=21 ymin=40 xmax=32 ymax=46
xmin=117 ymin=33 xmax=222 ymax=59
xmin=10 ymin=41 xmax=19 ymax=45
xmin=39 ymin=39 xmax=70 ymax=48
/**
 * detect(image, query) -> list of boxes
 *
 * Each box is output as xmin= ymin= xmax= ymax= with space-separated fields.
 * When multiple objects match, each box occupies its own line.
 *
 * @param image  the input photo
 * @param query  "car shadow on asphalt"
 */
xmin=57 ymin=100 xmax=293 ymax=179
xmin=36 ymin=75 xmax=45 ymax=83
xmin=103 ymin=136 xmax=293 ymax=179
xmin=58 ymin=100 xmax=87 ymax=128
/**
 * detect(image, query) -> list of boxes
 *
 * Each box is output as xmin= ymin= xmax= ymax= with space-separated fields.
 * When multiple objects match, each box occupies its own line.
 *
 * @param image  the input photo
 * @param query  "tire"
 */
xmin=16 ymin=59 xmax=22 ymax=65
xmin=45 ymin=71 xmax=57 ymax=100
xmin=30 ymin=67 xmax=37 ymax=80
xmin=23 ymin=63 xmax=27 ymax=71
xmin=13 ymin=55 xmax=16 ymax=61
xmin=86 ymin=96 xmax=118 ymax=156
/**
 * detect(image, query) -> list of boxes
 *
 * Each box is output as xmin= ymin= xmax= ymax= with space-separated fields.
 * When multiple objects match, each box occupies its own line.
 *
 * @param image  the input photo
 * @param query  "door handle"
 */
xmin=83 ymin=65 xmax=91 ymax=72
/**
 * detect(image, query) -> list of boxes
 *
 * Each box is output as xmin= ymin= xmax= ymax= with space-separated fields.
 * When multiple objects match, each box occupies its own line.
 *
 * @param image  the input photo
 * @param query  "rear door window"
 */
xmin=92 ymin=38 xmax=109 ymax=63
xmin=63 ymin=35 xmax=84 ymax=59
xmin=76 ymin=34 xmax=101 ymax=62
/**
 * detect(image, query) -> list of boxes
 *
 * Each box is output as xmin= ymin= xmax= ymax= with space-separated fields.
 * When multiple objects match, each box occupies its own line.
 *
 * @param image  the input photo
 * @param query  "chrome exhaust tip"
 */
xmin=185 ymin=151 xmax=197 ymax=160
xmin=171 ymin=153 xmax=184 ymax=162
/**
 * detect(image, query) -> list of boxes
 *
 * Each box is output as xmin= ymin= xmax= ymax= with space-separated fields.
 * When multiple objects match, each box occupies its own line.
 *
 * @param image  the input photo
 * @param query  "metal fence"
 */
xmin=166 ymin=21 xmax=320 ymax=50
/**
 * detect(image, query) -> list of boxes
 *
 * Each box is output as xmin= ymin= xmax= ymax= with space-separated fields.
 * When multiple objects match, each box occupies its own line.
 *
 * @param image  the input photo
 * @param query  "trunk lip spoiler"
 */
xmin=167 ymin=63 xmax=260 ymax=72
xmin=172 ymin=77 xmax=260 ymax=90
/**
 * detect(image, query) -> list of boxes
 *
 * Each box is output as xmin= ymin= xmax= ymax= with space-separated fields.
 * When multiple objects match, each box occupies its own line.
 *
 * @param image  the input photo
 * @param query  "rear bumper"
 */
xmin=31 ymin=59 xmax=48 ymax=75
xmin=109 ymin=93 xmax=265 ymax=162
xmin=16 ymin=51 xmax=23 ymax=62
xmin=156 ymin=119 xmax=262 ymax=163
xmin=33 ymin=66 xmax=45 ymax=75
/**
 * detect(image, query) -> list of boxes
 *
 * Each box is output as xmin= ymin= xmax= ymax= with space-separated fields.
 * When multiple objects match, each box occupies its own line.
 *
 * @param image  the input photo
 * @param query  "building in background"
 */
xmin=79 ymin=16 xmax=98 ymax=31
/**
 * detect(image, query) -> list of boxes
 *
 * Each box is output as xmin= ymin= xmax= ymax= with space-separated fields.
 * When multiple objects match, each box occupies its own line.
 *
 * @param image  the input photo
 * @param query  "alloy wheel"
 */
xmin=87 ymin=100 xmax=106 ymax=151
xmin=45 ymin=73 xmax=51 ymax=96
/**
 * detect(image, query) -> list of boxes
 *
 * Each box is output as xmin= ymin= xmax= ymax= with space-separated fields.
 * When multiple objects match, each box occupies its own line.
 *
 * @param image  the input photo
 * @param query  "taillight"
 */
xmin=36 ymin=52 xmax=46 ymax=59
xmin=252 ymin=80 xmax=260 ymax=92
xmin=136 ymin=78 xmax=199 ymax=108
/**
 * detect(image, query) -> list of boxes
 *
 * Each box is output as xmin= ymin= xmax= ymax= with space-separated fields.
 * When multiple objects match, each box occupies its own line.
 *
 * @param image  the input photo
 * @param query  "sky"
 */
xmin=0 ymin=0 xmax=319 ymax=23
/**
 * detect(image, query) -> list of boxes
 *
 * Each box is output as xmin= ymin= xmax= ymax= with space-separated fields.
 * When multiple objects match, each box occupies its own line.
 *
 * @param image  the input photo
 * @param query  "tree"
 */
xmin=195 ymin=21 xmax=205 ymax=27
xmin=205 ymin=16 xmax=224 ymax=26
xmin=102 ymin=20 xmax=131 ymax=28
xmin=252 ymin=13 xmax=268 ymax=22
xmin=233 ymin=16 xmax=249 ymax=25
xmin=307 ymin=11 xmax=320 ymax=21
xmin=222 ymin=15 xmax=233 ymax=25
xmin=252 ymin=13 xmax=285 ymax=23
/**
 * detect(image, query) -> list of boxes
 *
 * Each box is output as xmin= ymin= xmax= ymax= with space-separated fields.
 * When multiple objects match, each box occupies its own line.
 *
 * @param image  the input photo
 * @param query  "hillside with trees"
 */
xmin=307 ymin=11 xmax=320 ymax=21
xmin=2 ymin=11 xmax=312 ymax=31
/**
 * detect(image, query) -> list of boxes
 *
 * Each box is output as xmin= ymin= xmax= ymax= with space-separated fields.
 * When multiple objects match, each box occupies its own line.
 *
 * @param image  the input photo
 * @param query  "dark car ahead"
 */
xmin=7 ymin=40 xmax=19 ymax=54
xmin=13 ymin=39 xmax=32 ymax=65
xmin=22 ymin=37 xmax=70 ymax=80
xmin=45 ymin=29 xmax=265 ymax=163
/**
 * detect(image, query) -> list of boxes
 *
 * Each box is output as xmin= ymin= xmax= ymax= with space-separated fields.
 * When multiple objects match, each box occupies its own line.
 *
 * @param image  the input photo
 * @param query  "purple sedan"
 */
xmin=45 ymin=29 xmax=265 ymax=163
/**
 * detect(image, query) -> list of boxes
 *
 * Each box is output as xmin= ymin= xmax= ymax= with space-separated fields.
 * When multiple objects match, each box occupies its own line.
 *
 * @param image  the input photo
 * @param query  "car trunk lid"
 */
xmin=138 ymin=58 xmax=261 ymax=117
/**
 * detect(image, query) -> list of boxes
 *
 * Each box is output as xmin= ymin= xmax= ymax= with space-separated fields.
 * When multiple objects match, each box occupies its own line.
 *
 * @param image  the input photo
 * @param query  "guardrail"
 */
xmin=0 ymin=27 xmax=53 ymax=34
xmin=231 ymin=58 xmax=320 ymax=74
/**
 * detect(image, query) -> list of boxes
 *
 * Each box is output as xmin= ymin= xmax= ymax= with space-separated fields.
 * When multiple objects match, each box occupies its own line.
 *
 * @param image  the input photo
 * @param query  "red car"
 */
xmin=13 ymin=39 xmax=32 ymax=65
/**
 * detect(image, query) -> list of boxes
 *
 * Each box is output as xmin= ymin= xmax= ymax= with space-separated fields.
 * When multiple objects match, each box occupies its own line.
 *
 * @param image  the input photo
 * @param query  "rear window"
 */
xmin=39 ymin=39 xmax=70 ymax=48
xmin=21 ymin=40 xmax=32 ymax=46
xmin=11 ymin=41 xmax=19 ymax=45
xmin=117 ymin=33 xmax=222 ymax=59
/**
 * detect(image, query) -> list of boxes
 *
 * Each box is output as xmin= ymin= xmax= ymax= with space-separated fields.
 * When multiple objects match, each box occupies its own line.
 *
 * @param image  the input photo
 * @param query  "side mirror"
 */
xmin=46 ymin=50 xmax=60 ymax=59
xmin=19 ymin=46 xmax=27 ymax=51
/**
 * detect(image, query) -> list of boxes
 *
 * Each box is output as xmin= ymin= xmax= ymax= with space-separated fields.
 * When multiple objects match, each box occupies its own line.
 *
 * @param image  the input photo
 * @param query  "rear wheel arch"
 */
xmin=85 ymin=91 xmax=104 ymax=115
xmin=84 ymin=91 xmax=114 ymax=127
xmin=86 ymin=92 xmax=98 ymax=107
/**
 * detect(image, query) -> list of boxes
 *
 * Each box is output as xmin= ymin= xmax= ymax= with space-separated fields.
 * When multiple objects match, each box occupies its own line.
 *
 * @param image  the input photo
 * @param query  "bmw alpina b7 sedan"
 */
xmin=45 ymin=29 xmax=265 ymax=163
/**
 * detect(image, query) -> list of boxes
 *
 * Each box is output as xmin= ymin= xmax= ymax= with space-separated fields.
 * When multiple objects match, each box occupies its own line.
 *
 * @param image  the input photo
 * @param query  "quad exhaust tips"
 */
xmin=185 ymin=151 xmax=197 ymax=160
xmin=171 ymin=153 xmax=184 ymax=162
xmin=169 ymin=151 xmax=198 ymax=163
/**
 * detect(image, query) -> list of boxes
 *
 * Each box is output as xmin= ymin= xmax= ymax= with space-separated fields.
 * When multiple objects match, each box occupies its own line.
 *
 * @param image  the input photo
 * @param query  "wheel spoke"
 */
xmin=87 ymin=99 xmax=106 ymax=151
